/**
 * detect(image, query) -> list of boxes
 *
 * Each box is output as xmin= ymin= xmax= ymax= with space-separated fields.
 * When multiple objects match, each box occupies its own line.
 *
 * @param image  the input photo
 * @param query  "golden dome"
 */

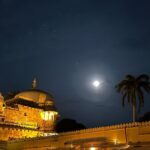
xmin=15 ymin=89 xmax=54 ymax=104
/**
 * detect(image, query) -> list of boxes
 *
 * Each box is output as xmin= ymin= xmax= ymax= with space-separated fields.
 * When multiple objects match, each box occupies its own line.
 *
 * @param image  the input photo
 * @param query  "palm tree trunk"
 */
xmin=132 ymin=104 xmax=136 ymax=122
xmin=132 ymin=90 xmax=137 ymax=122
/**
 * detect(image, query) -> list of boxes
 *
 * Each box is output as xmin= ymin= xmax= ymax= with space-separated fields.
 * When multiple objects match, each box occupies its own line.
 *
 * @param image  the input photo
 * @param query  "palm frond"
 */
xmin=140 ymin=81 xmax=150 ymax=93
xmin=137 ymin=74 xmax=149 ymax=82
xmin=127 ymin=90 xmax=132 ymax=104
xmin=116 ymin=80 xmax=130 ymax=93
xmin=136 ymin=88 xmax=144 ymax=112
xmin=126 ymin=74 xmax=135 ymax=81
xmin=122 ymin=93 xmax=127 ymax=107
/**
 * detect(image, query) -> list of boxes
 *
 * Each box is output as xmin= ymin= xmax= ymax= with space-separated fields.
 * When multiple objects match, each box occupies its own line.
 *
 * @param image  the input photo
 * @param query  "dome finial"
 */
xmin=0 ymin=92 xmax=4 ymax=101
xmin=32 ymin=78 xmax=37 ymax=89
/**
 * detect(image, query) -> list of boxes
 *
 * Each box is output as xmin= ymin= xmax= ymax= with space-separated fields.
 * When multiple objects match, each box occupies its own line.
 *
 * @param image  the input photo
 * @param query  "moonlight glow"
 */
xmin=92 ymin=80 xmax=100 ymax=87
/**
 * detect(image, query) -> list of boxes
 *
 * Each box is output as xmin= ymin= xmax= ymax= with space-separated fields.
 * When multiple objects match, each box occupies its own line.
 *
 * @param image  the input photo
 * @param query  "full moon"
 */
xmin=92 ymin=80 xmax=100 ymax=87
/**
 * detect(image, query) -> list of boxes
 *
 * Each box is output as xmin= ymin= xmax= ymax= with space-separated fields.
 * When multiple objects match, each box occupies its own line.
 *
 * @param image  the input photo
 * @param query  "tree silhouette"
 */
xmin=55 ymin=118 xmax=86 ymax=133
xmin=138 ymin=112 xmax=150 ymax=122
xmin=116 ymin=74 xmax=150 ymax=122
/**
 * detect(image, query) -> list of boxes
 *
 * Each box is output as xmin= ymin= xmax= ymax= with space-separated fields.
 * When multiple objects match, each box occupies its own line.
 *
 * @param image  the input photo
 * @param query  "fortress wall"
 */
xmin=5 ymin=121 xmax=150 ymax=150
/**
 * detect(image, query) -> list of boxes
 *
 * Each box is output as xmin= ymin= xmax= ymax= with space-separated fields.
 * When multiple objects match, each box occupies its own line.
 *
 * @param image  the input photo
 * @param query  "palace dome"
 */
xmin=5 ymin=79 xmax=57 ymax=112
xmin=14 ymin=89 xmax=54 ymax=104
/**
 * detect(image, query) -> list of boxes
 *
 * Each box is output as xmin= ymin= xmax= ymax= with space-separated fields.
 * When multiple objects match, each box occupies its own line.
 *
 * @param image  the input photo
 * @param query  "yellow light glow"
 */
xmin=45 ymin=111 xmax=49 ymax=120
xmin=90 ymin=147 xmax=96 ymax=150
xmin=40 ymin=111 xmax=57 ymax=121
xmin=114 ymin=139 xmax=117 ymax=145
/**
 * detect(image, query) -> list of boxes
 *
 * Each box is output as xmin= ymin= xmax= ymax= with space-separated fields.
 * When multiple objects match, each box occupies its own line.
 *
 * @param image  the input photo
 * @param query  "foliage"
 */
xmin=116 ymin=74 xmax=150 ymax=122
xmin=55 ymin=118 xmax=86 ymax=133
xmin=138 ymin=112 xmax=150 ymax=122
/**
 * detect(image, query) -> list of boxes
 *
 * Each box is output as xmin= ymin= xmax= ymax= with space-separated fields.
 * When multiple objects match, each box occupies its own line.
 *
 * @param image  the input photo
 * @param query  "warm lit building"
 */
xmin=0 ymin=79 xmax=150 ymax=150
xmin=0 ymin=79 xmax=59 ymax=141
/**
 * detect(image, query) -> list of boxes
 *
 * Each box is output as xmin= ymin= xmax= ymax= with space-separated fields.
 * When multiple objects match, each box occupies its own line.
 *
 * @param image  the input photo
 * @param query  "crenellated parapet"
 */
xmin=59 ymin=121 xmax=150 ymax=135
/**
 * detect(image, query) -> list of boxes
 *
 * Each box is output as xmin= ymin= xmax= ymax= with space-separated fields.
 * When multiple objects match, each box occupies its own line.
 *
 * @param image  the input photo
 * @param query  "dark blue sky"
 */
xmin=0 ymin=0 xmax=150 ymax=127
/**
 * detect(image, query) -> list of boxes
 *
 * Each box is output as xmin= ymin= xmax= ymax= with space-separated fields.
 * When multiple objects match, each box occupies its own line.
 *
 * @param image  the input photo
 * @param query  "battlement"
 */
xmin=60 ymin=121 xmax=150 ymax=135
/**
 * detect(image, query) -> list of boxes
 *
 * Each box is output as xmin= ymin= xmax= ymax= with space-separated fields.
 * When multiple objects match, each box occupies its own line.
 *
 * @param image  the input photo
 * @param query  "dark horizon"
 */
xmin=0 ymin=0 xmax=150 ymax=127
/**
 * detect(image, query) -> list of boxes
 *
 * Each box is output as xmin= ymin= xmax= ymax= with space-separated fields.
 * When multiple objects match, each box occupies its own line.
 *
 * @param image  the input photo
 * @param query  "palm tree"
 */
xmin=116 ymin=74 xmax=150 ymax=122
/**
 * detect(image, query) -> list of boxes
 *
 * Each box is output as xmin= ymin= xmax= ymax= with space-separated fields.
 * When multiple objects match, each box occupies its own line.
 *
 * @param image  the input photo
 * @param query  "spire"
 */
xmin=0 ymin=92 xmax=4 ymax=101
xmin=0 ymin=93 xmax=2 ymax=97
xmin=32 ymin=78 xmax=37 ymax=89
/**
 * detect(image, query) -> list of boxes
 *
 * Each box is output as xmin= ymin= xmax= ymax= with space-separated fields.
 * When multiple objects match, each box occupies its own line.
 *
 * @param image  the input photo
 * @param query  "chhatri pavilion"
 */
xmin=0 ymin=79 xmax=150 ymax=150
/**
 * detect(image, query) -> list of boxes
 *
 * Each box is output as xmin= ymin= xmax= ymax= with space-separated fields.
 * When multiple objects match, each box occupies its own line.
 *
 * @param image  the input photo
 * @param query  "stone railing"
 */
xmin=60 ymin=121 xmax=150 ymax=135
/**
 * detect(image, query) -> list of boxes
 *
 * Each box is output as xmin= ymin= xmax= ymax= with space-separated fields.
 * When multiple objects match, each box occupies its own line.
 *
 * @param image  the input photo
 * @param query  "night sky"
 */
xmin=0 ymin=0 xmax=150 ymax=127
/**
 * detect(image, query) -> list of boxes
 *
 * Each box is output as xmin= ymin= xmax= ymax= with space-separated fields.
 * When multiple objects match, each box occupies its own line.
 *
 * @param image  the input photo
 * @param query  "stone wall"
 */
xmin=4 ymin=105 xmax=41 ymax=128
xmin=5 ymin=121 xmax=150 ymax=150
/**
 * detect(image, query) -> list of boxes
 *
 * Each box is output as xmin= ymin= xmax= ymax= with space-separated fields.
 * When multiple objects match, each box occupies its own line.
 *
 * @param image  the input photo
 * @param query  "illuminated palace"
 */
xmin=0 ymin=79 xmax=150 ymax=150
xmin=0 ymin=79 xmax=59 ymax=140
